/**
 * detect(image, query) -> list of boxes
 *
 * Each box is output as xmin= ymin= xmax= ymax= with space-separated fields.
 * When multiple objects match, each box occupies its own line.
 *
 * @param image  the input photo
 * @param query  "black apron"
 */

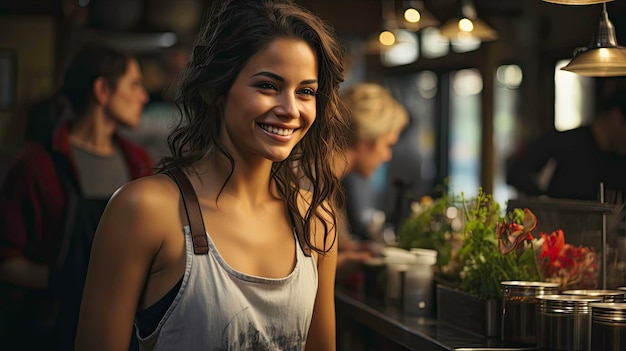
xmin=46 ymin=144 xmax=110 ymax=351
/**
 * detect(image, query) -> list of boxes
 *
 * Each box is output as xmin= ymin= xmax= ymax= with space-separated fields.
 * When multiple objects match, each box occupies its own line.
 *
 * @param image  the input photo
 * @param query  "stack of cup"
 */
xmin=363 ymin=257 xmax=387 ymax=304
xmin=404 ymin=248 xmax=438 ymax=316
xmin=382 ymin=247 xmax=417 ymax=308
xmin=500 ymin=281 xmax=560 ymax=345
xmin=381 ymin=247 xmax=438 ymax=316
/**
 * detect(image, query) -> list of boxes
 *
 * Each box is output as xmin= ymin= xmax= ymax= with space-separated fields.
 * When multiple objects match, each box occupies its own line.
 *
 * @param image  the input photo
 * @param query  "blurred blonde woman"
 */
xmin=334 ymin=83 xmax=408 ymax=280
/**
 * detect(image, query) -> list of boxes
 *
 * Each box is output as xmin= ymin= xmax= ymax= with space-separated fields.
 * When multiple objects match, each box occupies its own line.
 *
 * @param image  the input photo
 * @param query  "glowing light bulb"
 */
xmin=404 ymin=8 xmax=421 ymax=23
xmin=379 ymin=31 xmax=396 ymax=46
xmin=599 ymin=48 xmax=610 ymax=58
xmin=458 ymin=18 xmax=474 ymax=32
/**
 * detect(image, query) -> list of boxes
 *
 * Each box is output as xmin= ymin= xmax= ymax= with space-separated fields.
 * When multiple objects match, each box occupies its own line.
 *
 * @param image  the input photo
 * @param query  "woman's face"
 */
xmin=105 ymin=59 xmax=149 ymax=129
xmin=221 ymin=38 xmax=319 ymax=163
xmin=354 ymin=130 xmax=401 ymax=178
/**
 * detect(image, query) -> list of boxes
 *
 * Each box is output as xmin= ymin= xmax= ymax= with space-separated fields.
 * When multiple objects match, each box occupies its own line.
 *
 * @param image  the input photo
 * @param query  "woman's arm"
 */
xmin=75 ymin=176 xmax=173 ymax=351
xmin=0 ymin=147 xmax=55 ymax=289
xmin=306 ymin=210 xmax=338 ymax=351
xmin=0 ymin=257 xmax=49 ymax=290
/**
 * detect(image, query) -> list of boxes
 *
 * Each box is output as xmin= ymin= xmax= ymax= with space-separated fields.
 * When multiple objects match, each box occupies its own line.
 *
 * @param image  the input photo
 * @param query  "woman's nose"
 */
xmin=274 ymin=93 xmax=299 ymax=119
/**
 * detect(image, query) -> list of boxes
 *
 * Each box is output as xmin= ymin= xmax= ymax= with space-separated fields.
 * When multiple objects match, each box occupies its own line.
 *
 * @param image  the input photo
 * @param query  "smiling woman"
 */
xmin=74 ymin=1 xmax=348 ymax=351
xmin=220 ymin=38 xmax=319 ymax=162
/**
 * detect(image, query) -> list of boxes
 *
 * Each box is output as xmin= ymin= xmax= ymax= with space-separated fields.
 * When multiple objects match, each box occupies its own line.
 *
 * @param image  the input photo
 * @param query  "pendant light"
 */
xmin=365 ymin=0 xmax=419 ymax=66
xmin=543 ymin=0 xmax=613 ymax=5
xmin=439 ymin=0 xmax=498 ymax=42
xmin=400 ymin=0 xmax=439 ymax=32
xmin=560 ymin=2 xmax=626 ymax=77
xmin=366 ymin=0 xmax=400 ymax=53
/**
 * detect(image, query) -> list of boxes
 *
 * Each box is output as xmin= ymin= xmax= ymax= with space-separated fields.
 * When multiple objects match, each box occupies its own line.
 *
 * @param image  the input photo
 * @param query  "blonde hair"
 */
xmin=342 ymin=83 xmax=408 ymax=144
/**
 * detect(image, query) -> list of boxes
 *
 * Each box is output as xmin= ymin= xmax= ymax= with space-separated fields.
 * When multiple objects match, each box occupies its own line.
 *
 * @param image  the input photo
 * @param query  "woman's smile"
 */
xmin=258 ymin=123 xmax=296 ymax=137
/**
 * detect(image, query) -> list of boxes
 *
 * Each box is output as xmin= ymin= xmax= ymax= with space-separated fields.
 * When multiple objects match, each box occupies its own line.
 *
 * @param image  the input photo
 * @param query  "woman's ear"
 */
xmin=93 ymin=77 xmax=110 ymax=106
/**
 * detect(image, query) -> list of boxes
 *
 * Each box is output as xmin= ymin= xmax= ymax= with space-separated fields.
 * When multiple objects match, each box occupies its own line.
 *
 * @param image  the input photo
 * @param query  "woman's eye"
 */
xmin=257 ymin=82 xmax=278 ymax=90
xmin=299 ymin=88 xmax=317 ymax=96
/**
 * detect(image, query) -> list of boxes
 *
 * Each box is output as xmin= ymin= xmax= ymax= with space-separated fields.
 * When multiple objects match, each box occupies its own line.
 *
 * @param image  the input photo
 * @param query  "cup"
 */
xmin=382 ymin=247 xmax=416 ymax=308
xmin=589 ymin=302 xmax=626 ymax=351
xmin=536 ymin=294 xmax=603 ymax=351
xmin=363 ymin=257 xmax=387 ymax=304
xmin=500 ymin=281 xmax=560 ymax=345
xmin=403 ymin=248 xmax=437 ymax=316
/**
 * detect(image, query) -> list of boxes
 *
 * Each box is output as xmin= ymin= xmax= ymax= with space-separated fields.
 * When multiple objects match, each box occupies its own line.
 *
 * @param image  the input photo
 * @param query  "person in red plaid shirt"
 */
xmin=0 ymin=44 xmax=153 ymax=350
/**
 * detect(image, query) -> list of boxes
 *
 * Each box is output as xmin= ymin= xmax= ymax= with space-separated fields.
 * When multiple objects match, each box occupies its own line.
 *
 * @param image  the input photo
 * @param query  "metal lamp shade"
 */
xmin=439 ymin=17 xmax=498 ymax=42
xmin=399 ymin=2 xmax=440 ymax=32
xmin=543 ymin=0 xmax=613 ymax=5
xmin=561 ymin=47 xmax=626 ymax=76
xmin=439 ymin=0 xmax=497 ymax=42
xmin=561 ymin=6 xmax=626 ymax=77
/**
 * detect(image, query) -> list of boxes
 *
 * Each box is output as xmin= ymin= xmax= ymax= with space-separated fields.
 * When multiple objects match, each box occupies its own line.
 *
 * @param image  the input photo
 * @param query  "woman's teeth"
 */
xmin=259 ymin=124 xmax=295 ymax=136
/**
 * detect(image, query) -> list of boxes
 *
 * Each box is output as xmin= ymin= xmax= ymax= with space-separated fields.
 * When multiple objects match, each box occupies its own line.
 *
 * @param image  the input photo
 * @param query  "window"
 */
xmin=554 ymin=59 xmax=594 ymax=131
xmin=448 ymin=69 xmax=482 ymax=198
xmin=493 ymin=64 xmax=523 ymax=205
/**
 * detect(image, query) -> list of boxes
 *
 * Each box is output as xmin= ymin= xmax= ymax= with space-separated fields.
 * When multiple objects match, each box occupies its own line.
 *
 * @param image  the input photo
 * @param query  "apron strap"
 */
xmin=166 ymin=168 xmax=209 ymax=255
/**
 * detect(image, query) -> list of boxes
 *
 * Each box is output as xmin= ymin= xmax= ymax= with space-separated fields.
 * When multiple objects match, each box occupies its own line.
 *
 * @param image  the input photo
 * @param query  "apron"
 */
xmin=47 ymin=143 xmax=111 ymax=351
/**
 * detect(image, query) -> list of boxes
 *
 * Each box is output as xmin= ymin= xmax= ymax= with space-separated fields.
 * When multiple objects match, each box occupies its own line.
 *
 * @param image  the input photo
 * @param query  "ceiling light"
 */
xmin=404 ymin=8 xmax=420 ymax=23
xmin=399 ymin=0 xmax=439 ymax=31
xmin=561 ymin=3 xmax=626 ymax=77
xmin=439 ymin=0 xmax=498 ymax=42
xmin=379 ymin=30 xmax=396 ymax=46
xmin=543 ymin=0 xmax=613 ymax=5
xmin=381 ymin=29 xmax=419 ymax=66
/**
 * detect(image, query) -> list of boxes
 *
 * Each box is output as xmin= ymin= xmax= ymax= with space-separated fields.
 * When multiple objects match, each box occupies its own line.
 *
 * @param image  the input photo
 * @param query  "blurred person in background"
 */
xmin=507 ymin=80 xmax=626 ymax=202
xmin=334 ymin=82 xmax=409 ymax=282
xmin=120 ymin=44 xmax=192 ymax=162
xmin=0 ymin=44 xmax=152 ymax=351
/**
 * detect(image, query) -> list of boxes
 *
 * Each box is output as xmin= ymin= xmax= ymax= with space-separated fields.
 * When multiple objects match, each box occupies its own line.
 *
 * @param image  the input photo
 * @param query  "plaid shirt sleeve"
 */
xmin=0 ymin=144 xmax=66 ymax=265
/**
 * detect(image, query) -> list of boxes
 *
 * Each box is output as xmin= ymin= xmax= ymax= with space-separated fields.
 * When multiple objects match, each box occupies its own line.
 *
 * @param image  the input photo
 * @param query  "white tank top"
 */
xmin=136 ymin=226 xmax=318 ymax=351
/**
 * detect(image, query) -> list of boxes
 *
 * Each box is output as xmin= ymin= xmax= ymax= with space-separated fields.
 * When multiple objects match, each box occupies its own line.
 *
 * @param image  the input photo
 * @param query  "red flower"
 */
xmin=540 ymin=229 xmax=565 ymax=262
xmin=497 ymin=208 xmax=537 ymax=254
xmin=538 ymin=229 xmax=597 ymax=290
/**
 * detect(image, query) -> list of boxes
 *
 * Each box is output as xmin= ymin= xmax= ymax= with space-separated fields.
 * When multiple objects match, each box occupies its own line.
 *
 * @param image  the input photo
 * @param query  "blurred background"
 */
xmin=1 ymin=0 xmax=625 ymax=212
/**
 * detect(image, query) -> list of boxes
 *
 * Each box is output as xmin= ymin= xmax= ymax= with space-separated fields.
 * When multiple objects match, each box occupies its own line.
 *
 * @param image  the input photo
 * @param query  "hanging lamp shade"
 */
xmin=399 ymin=0 xmax=439 ymax=31
xmin=543 ymin=0 xmax=613 ymax=5
xmin=561 ymin=6 xmax=626 ymax=77
xmin=439 ymin=0 xmax=498 ymax=42
xmin=366 ymin=27 xmax=397 ymax=54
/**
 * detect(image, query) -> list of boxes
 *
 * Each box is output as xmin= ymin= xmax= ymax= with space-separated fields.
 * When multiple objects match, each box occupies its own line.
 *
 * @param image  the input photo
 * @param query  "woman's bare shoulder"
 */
xmin=102 ymin=174 xmax=182 ymax=240
xmin=110 ymin=174 xmax=179 ymax=210
xmin=86 ymin=173 xmax=185 ymax=274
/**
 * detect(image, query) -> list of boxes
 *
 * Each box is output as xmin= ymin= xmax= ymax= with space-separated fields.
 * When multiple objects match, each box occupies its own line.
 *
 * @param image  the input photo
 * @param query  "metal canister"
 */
xmin=536 ymin=295 xmax=603 ymax=351
xmin=562 ymin=289 xmax=626 ymax=302
xmin=500 ymin=281 xmax=560 ymax=344
xmin=589 ymin=302 xmax=626 ymax=351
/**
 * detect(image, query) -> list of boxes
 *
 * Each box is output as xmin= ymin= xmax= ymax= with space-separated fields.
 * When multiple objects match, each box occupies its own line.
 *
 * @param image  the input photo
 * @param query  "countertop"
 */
xmin=335 ymin=288 xmax=537 ymax=351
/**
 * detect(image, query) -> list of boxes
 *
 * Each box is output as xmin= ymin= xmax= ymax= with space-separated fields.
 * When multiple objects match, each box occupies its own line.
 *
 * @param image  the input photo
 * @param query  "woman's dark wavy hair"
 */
xmin=59 ymin=44 xmax=133 ymax=123
xmin=157 ymin=0 xmax=349 ymax=255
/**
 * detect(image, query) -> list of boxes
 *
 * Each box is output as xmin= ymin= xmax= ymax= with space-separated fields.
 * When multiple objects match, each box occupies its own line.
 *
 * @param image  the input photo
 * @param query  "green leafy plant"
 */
xmin=398 ymin=186 xmax=598 ymax=300
xmin=396 ymin=194 xmax=457 ymax=268
xmin=456 ymin=190 xmax=541 ymax=299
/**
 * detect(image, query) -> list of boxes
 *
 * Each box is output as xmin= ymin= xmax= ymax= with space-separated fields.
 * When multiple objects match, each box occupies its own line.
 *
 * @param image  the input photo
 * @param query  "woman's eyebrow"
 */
xmin=252 ymin=71 xmax=318 ymax=85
